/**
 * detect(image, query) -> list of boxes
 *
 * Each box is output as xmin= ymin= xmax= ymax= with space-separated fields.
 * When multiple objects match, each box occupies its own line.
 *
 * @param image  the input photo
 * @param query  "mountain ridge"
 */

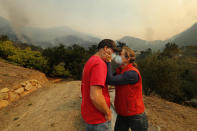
xmin=0 ymin=16 xmax=197 ymax=50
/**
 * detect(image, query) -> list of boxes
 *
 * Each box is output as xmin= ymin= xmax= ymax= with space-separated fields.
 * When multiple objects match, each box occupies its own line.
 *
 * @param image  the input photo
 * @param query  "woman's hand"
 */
xmin=104 ymin=52 xmax=112 ymax=62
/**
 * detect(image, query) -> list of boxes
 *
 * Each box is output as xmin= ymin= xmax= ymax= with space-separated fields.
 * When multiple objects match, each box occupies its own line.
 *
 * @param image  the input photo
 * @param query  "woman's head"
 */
xmin=119 ymin=46 xmax=137 ymax=67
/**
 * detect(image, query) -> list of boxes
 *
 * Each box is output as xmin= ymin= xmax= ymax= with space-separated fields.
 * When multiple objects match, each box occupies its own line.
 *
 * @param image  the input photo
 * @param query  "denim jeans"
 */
xmin=85 ymin=121 xmax=112 ymax=131
xmin=114 ymin=112 xmax=148 ymax=131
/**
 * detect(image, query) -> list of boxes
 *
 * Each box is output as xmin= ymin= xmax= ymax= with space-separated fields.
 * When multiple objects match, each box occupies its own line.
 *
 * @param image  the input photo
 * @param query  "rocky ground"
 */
xmin=144 ymin=95 xmax=197 ymax=131
xmin=0 ymin=60 xmax=48 ymax=109
xmin=0 ymin=60 xmax=48 ymax=90
xmin=0 ymin=81 xmax=84 ymax=131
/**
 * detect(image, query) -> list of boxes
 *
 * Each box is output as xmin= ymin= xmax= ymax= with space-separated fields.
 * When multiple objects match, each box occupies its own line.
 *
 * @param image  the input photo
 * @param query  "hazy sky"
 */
xmin=0 ymin=0 xmax=197 ymax=40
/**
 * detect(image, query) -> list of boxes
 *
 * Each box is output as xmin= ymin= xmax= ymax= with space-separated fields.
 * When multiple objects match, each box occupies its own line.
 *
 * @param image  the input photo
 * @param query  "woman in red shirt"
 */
xmin=106 ymin=46 xmax=148 ymax=131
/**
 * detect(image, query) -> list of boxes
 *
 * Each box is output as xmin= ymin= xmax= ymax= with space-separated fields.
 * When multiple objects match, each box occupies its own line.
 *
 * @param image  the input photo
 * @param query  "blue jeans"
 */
xmin=85 ymin=121 xmax=112 ymax=131
xmin=114 ymin=112 xmax=148 ymax=131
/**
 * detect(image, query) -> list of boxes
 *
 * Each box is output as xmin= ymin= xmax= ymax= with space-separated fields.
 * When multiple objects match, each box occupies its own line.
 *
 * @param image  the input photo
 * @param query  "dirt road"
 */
xmin=1 ymin=80 xmax=197 ymax=131
xmin=0 ymin=81 xmax=85 ymax=131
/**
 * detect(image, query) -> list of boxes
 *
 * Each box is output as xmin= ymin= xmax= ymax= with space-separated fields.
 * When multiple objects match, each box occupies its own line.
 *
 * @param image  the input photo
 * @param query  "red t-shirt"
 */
xmin=81 ymin=55 xmax=110 ymax=124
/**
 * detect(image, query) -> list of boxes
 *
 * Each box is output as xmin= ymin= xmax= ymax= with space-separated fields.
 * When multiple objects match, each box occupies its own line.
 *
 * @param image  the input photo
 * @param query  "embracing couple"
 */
xmin=81 ymin=39 xmax=148 ymax=131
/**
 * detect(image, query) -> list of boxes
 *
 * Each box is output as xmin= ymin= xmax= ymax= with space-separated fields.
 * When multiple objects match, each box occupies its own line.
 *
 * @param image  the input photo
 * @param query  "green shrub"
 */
xmin=8 ymin=47 xmax=49 ymax=72
xmin=0 ymin=41 xmax=17 ymax=59
xmin=52 ymin=63 xmax=71 ymax=77
xmin=138 ymin=52 xmax=185 ymax=103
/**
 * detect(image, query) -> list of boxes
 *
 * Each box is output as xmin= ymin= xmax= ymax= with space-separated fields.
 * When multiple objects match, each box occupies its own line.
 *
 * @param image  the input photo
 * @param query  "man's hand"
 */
xmin=105 ymin=110 xmax=112 ymax=121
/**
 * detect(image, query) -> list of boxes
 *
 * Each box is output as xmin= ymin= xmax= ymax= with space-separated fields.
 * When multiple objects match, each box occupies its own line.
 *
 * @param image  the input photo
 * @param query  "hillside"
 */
xmin=0 ymin=59 xmax=48 ymax=89
xmin=0 ymin=59 xmax=48 ymax=109
xmin=181 ymin=46 xmax=197 ymax=91
xmin=171 ymin=23 xmax=197 ymax=46
xmin=119 ymin=36 xmax=148 ymax=50
xmin=21 ymin=26 xmax=100 ymax=48
xmin=119 ymin=22 xmax=197 ymax=50
xmin=1 ymin=16 xmax=197 ymax=50
xmin=0 ymin=17 xmax=17 ymax=41
xmin=0 ymin=16 xmax=100 ymax=48
xmin=143 ymin=95 xmax=197 ymax=130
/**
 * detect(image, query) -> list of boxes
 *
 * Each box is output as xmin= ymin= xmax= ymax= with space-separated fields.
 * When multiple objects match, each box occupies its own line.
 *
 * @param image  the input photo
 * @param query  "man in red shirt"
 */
xmin=81 ymin=39 xmax=118 ymax=131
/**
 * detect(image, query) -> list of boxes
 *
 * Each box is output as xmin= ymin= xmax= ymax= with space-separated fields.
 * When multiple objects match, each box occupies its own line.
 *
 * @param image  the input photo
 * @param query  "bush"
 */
xmin=8 ymin=47 xmax=49 ymax=72
xmin=0 ymin=41 xmax=17 ymax=59
xmin=0 ymin=41 xmax=49 ymax=73
xmin=52 ymin=63 xmax=71 ymax=78
xmin=0 ymin=40 xmax=98 ymax=80
xmin=138 ymin=52 xmax=185 ymax=103
xmin=63 ymin=44 xmax=88 ymax=79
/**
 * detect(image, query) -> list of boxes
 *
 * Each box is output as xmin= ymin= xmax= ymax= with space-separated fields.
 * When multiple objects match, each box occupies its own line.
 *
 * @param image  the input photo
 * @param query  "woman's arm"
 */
xmin=106 ymin=62 xmax=139 ymax=86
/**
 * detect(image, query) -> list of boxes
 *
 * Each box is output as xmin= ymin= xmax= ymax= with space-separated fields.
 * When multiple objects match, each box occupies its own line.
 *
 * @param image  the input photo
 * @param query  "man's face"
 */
xmin=104 ymin=46 xmax=113 ymax=55
xmin=102 ymin=46 xmax=114 ymax=62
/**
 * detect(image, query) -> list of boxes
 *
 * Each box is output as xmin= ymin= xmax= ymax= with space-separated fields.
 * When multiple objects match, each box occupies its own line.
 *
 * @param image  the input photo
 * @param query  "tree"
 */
xmin=0 ymin=41 xmax=16 ymax=59
xmin=42 ymin=44 xmax=65 ymax=74
xmin=0 ymin=35 xmax=9 ymax=41
xmin=88 ymin=44 xmax=97 ymax=56
xmin=162 ymin=43 xmax=180 ymax=58
xmin=63 ymin=44 xmax=87 ymax=79
xmin=117 ymin=41 xmax=127 ymax=48
xmin=138 ymin=52 xmax=185 ymax=103
xmin=137 ymin=48 xmax=152 ymax=60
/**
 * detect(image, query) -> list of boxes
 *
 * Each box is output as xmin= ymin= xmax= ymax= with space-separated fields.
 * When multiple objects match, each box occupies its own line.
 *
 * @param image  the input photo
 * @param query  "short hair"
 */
xmin=97 ymin=39 xmax=116 ymax=50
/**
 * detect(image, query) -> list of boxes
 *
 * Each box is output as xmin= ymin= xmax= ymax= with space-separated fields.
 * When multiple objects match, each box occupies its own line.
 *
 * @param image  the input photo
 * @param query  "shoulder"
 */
xmin=128 ymin=66 xmax=140 ymax=74
xmin=88 ymin=56 xmax=106 ymax=68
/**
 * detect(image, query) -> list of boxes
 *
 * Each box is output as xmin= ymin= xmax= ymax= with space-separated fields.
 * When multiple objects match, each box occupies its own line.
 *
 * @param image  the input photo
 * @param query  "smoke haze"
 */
xmin=0 ymin=0 xmax=196 ymax=40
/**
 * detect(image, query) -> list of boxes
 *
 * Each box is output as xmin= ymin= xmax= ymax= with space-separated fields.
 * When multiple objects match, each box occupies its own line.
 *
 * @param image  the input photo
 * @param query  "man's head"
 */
xmin=97 ymin=39 xmax=119 ymax=61
xmin=98 ymin=39 xmax=118 ymax=52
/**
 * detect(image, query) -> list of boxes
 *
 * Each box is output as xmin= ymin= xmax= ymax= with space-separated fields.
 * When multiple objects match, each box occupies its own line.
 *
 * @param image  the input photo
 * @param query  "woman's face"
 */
xmin=120 ymin=49 xmax=130 ymax=64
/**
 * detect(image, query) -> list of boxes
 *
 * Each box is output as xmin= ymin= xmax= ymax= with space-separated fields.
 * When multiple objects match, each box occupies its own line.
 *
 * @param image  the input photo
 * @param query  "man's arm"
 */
xmin=90 ymin=85 xmax=111 ymax=121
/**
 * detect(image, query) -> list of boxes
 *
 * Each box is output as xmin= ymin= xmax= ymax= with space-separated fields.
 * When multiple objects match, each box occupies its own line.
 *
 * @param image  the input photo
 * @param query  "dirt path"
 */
xmin=0 ymin=81 xmax=85 ymax=131
xmin=1 ymin=80 xmax=197 ymax=131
